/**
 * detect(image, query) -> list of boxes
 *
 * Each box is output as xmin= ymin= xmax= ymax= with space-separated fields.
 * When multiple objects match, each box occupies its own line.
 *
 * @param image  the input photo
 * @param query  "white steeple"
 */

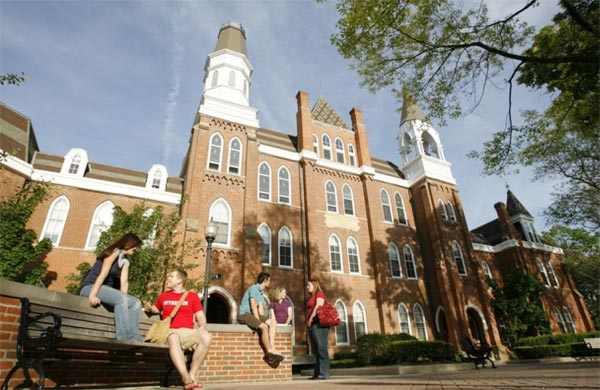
xmin=199 ymin=22 xmax=259 ymax=128
xmin=397 ymin=94 xmax=455 ymax=184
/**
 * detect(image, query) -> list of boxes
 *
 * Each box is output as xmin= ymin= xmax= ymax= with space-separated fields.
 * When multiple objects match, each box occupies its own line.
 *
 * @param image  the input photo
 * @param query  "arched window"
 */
xmin=439 ymin=199 xmax=448 ymax=220
xmin=394 ymin=192 xmax=407 ymax=225
xmin=546 ymin=260 xmax=560 ymax=287
xmin=278 ymin=227 xmax=293 ymax=268
xmin=278 ymin=166 xmax=291 ymax=204
xmin=258 ymin=224 xmax=271 ymax=266
xmin=380 ymin=189 xmax=393 ymax=222
xmin=447 ymin=202 xmax=457 ymax=222
xmin=403 ymin=245 xmax=417 ymax=279
xmin=353 ymin=301 xmax=367 ymax=340
xmin=258 ymin=162 xmax=271 ymax=201
xmin=325 ymin=181 xmax=338 ymax=212
xmin=452 ymin=241 xmax=467 ymax=275
xmin=348 ymin=144 xmax=356 ymax=166
xmin=562 ymin=307 xmax=576 ymax=333
xmin=482 ymin=261 xmax=492 ymax=279
xmin=422 ymin=132 xmax=439 ymax=158
xmin=322 ymin=135 xmax=332 ymax=160
xmin=389 ymin=242 xmax=402 ymax=278
xmin=227 ymin=138 xmax=242 ymax=175
xmin=312 ymin=134 xmax=319 ymax=155
xmin=537 ymin=259 xmax=550 ymax=286
xmin=209 ymin=199 xmax=231 ymax=246
xmin=146 ymin=164 xmax=167 ymax=190
xmin=329 ymin=235 xmax=342 ymax=272
xmin=335 ymin=300 xmax=349 ymax=344
xmin=347 ymin=237 xmax=360 ymax=274
xmin=413 ymin=304 xmax=428 ymax=340
xmin=41 ymin=196 xmax=70 ymax=246
xmin=228 ymin=70 xmax=236 ymax=87
xmin=211 ymin=71 xmax=219 ymax=87
xmin=342 ymin=184 xmax=354 ymax=215
xmin=85 ymin=201 xmax=114 ymax=249
xmin=335 ymin=138 xmax=345 ymax=163
xmin=68 ymin=154 xmax=81 ymax=174
xmin=398 ymin=303 xmax=411 ymax=335
xmin=207 ymin=133 xmax=223 ymax=171
xmin=554 ymin=306 xmax=567 ymax=333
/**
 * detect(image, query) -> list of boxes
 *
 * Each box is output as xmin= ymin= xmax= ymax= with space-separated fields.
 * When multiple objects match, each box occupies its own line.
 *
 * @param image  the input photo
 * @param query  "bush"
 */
xmin=514 ymin=331 xmax=600 ymax=347
xmin=390 ymin=340 xmax=458 ymax=363
xmin=513 ymin=343 xmax=577 ymax=359
xmin=356 ymin=333 xmax=416 ymax=364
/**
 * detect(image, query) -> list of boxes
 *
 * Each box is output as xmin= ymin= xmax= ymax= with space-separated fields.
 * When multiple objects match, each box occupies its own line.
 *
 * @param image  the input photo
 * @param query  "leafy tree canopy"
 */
xmin=0 ymin=72 xmax=27 ymax=86
xmin=321 ymin=0 xmax=599 ymax=230
xmin=66 ymin=202 xmax=201 ymax=302
xmin=489 ymin=269 xmax=550 ymax=347
xmin=542 ymin=226 xmax=600 ymax=328
xmin=0 ymin=180 xmax=53 ymax=286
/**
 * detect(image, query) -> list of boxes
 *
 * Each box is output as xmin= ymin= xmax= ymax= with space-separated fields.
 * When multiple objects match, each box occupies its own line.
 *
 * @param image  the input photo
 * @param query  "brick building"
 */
xmin=0 ymin=22 xmax=593 ymax=356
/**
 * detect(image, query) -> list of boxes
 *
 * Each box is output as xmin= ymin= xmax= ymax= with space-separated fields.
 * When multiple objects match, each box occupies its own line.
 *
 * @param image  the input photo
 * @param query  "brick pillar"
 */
xmin=296 ymin=91 xmax=312 ymax=152
xmin=350 ymin=108 xmax=372 ymax=167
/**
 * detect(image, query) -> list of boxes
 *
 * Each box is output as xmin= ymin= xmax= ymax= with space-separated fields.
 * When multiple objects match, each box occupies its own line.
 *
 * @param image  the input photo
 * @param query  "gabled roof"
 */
xmin=506 ymin=189 xmax=533 ymax=218
xmin=311 ymin=97 xmax=350 ymax=130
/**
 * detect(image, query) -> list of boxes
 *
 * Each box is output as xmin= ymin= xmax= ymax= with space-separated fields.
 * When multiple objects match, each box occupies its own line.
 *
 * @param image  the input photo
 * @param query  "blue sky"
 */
xmin=1 ymin=0 xmax=561 ymax=232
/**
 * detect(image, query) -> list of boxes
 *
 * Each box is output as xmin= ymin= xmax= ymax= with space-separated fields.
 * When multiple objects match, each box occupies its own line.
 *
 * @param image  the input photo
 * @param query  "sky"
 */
xmin=1 ymin=0 xmax=563 ymax=233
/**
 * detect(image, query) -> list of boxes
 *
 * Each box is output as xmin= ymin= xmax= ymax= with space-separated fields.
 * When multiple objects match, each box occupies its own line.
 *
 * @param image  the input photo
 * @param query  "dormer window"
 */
xmin=60 ymin=148 xmax=88 ymax=176
xmin=146 ymin=164 xmax=168 ymax=191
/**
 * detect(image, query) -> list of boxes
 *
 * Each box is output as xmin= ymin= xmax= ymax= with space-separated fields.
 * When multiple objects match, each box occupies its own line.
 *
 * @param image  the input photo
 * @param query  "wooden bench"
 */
xmin=572 ymin=337 xmax=600 ymax=361
xmin=1 ymin=282 xmax=178 ymax=390
xmin=460 ymin=337 xmax=496 ymax=369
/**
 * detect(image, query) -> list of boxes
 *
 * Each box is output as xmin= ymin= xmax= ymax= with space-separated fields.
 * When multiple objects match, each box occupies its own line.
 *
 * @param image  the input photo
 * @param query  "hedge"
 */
xmin=355 ymin=333 xmax=457 ymax=365
xmin=514 ymin=331 xmax=600 ymax=347
xmin=513 ymin=343 xmax=579 ymax=359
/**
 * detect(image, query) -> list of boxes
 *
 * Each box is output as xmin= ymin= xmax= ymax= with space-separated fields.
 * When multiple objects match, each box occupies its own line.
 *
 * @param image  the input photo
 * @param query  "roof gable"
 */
xmin=311 ymin=97 xmax=350 ymax=130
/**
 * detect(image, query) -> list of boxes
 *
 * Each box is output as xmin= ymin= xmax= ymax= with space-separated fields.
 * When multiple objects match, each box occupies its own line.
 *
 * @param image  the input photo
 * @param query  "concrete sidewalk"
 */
xmin=200 ymin=360 xmax=599 ymax=390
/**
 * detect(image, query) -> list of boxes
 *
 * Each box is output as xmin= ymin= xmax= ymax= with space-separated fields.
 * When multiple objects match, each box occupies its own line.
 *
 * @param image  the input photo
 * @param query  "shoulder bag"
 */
xmin=317 ymin=301 xmax=341 ymax=327
xmin=144 ymin=290 xmax=190 ymax=344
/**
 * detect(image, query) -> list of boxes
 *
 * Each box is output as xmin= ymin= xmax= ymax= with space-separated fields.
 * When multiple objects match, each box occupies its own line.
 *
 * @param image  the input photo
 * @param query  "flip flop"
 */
xmin=263 ymin=355 xmax=281 ymax=369
xmin=265 ymin=351 xmax=284 ymax=362
xmin=184 ymin=383 xmax=202 ymax=389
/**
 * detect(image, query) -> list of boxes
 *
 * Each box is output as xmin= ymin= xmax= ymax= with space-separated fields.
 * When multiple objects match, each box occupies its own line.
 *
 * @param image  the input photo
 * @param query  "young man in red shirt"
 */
xmin=145 ymin=269 xmax=212 ymax=389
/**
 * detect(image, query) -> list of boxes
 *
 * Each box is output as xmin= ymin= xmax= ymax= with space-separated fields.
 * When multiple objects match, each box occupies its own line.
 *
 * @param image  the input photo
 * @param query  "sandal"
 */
xmin=184 ymin=383 xmax=202 ymax=389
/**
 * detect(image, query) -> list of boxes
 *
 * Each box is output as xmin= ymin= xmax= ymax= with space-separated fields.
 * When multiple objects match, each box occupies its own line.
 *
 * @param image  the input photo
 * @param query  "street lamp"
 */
xmin=203 ymin=219 xmax=218 ymax=316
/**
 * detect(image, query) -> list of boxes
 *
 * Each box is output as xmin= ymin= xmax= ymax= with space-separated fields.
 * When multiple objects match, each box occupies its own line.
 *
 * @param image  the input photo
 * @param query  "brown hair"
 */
xmin=270 ymin=286 xmax=286 ymax=301
xmin=308 ymin=278 xmax=323 ymax=295
xmin=99 ymin=233 xmax=142 ymax=259
xmin=174 ymin=269 xmax=188 ymax=285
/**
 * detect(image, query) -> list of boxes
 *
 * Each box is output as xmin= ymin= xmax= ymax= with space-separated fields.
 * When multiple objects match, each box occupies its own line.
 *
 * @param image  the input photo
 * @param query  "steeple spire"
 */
xmin=506 ymin=189 xmax=533 ymax=218
xmin=400 ymin=91 xmax=426 ymax=125
xmin=198 ymin=22 xmax=259 ymax=128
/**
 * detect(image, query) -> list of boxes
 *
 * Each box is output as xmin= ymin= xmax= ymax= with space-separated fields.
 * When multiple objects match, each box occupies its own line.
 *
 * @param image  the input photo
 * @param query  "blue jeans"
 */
xmin=80 ymin=284 xmax=142 ymax=341
xmin=308 ymin=322 xmax=330 ymax=379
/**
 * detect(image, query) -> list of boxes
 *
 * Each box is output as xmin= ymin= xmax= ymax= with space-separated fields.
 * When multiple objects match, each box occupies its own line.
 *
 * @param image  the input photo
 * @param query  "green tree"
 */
xmin=542 ymin=226 xmax=600 ymax=328
xmin=66 ymin=202 xmax=201 ymax=301
xmin=489 ymin=269 xmax=550 ymax=347
xmin=0 ymin=181 xmax=53 ymax=286
xmin=0 ymin=72 xmax=27 ymax=86
xmin=322 ymin=0 xmax=599 ymax=230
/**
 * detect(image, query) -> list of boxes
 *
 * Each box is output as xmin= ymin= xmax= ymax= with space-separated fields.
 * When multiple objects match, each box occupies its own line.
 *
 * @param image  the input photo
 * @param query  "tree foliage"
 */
xmin=0 ymin=181 xmax=53 ymax=286
xmin=0 ymin=72 xmax=27 ymax=86
xmin=542 ymin=226 xmax=600 ymax=328
xmin=322 ymin=0 xmax=599 ymax=230
xmin=66 ymin=202 xmax=201 ymax=302
xmin=489 ymin=269 xmax=550 ymax=347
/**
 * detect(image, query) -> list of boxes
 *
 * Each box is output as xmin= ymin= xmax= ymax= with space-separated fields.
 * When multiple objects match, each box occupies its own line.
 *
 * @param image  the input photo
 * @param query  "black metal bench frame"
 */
xmin=1 ymin=297 xmax=182 ymax=390
xmin=571 ymin=337 xmax=600 ymax=361
xmin=461 ymin=337 xmax=496 ymax=369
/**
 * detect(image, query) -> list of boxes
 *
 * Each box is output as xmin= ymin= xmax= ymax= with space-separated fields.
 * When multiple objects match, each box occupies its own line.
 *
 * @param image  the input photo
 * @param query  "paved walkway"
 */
xmin=200 ymin=360 xmax=600 ymax=390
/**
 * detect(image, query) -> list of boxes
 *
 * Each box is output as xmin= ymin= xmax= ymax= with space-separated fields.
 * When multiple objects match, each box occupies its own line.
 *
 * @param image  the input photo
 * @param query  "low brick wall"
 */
xmin=0 ymin=280 xmax=292 ymax=388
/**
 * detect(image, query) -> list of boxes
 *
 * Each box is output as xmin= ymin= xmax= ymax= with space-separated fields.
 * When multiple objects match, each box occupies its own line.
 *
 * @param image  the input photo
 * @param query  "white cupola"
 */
xmin=198 ymin=22 xmax=259 ymax=128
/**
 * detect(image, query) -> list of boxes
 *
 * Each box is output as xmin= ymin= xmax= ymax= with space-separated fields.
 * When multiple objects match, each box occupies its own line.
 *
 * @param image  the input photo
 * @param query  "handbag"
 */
xmin=317 ymin=302 xmax=341 ymax=327
xmin=144 ymin=290 xmax=190 ymax=344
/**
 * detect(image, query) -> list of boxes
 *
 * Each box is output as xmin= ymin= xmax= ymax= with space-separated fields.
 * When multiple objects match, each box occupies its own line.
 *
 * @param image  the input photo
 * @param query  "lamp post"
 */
xmin=203 ymin=220 xmax=218 ymax=317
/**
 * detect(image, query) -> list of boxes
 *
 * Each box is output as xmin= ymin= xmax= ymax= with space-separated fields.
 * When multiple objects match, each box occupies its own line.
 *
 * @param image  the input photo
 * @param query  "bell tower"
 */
xmin=397 ymin=95 xmax=454 ymax=184
xmin=198 ymin=22 xmax=259 ymax=128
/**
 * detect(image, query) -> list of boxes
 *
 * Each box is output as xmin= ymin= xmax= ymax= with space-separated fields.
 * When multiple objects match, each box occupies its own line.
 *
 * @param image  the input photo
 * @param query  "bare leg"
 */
xmin=267 ymin=318 xmax=278 ymax=354
xmin=258 ymin=322 xmax=271 ymax=352
xmin=189 ymin=331 xmax=212 ymax=381
xmin=167 ymin=333 xmax=193 ymax=385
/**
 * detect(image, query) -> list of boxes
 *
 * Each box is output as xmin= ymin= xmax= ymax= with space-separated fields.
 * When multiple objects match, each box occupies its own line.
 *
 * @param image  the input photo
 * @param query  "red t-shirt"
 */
xmin=156 ymin=290 xmax=203 ymax=329
xmin=306 ymin=290 xmax=326 ymax=321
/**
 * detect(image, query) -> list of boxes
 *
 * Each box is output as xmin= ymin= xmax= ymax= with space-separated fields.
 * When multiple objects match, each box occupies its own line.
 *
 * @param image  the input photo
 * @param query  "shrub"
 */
xmin=391 ymin=340 xmax=458 ymax=363
xmin=513 ymin=343 xmax=577 ymax=359
xmin=514 ymin=331 xmax=600 ymax=347
xmin=356 ymin=333 xmax=416 ymax=364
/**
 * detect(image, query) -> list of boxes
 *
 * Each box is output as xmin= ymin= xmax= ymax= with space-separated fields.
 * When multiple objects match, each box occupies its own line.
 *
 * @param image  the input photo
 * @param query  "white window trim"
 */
xmin=60 ymin=148 xmax=88 ymax=176
xmin=85 ymin=200 xmax=115 ymax=249
xmin=322 ymin=134 xmax=332 ymax=160
xmin=40 ymin=195 xmax=70 ymax=246
xmin=413 ymin=303 xmax=429 ymax=340
xmin=277 ymin=166 xmax=292 ymax=205
xmin=312 ymin=134 xmax=320 ymax=155
xmin=146 ymin=164 xmax=168 ymax=191
xmin=347 ymin=237 xmax=361 ymax=275
xmin=207 ymin=133 xmax=224 ymax=171
xmin=335 ymin=137 xmax=345 ymax=164
xmin=452 ymin=241 xmax=468 ymax=276
xmin=325 ymin=180 xmax=338 ymax=213
xmin=329 ymin=234 xmax=343 ymax=273
xmin=447 ymin=201 xmax=457 ymax=222
xmin=227 ymin=137 xmax=243 ymax=175
xmin=381 ymin=189 xmax=393 ymax=223
xmin=342 ymin=183 xmax=355 ymax=216
xmin=439 ymin=199 xmax=448 ymax=220
xmin=389 ymin=242 xmax=403 ymax=279
xmin=335 ymin=300 xmax=350 ymax=346
xmin=398 ymin=302 xmax=412 ymax=335
xmin=353 ymin=300 xmax=368 ymax=341
xmin=394 ymin=192 xmax=408 ymax=226
xmin=348 ymin=143 xmax=356 ymax=166
xmin=403 ymin=245 xmax=418 ymax=279
xmin=258 ymin=223 xmax=272 ymax=266
xmin=278 ymin=226 xmax=293 ymax=269
xmin=257 ymin=162 xmax=272 ymax=202
xmin=209 ymin=198 xmax=232 ymax=247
